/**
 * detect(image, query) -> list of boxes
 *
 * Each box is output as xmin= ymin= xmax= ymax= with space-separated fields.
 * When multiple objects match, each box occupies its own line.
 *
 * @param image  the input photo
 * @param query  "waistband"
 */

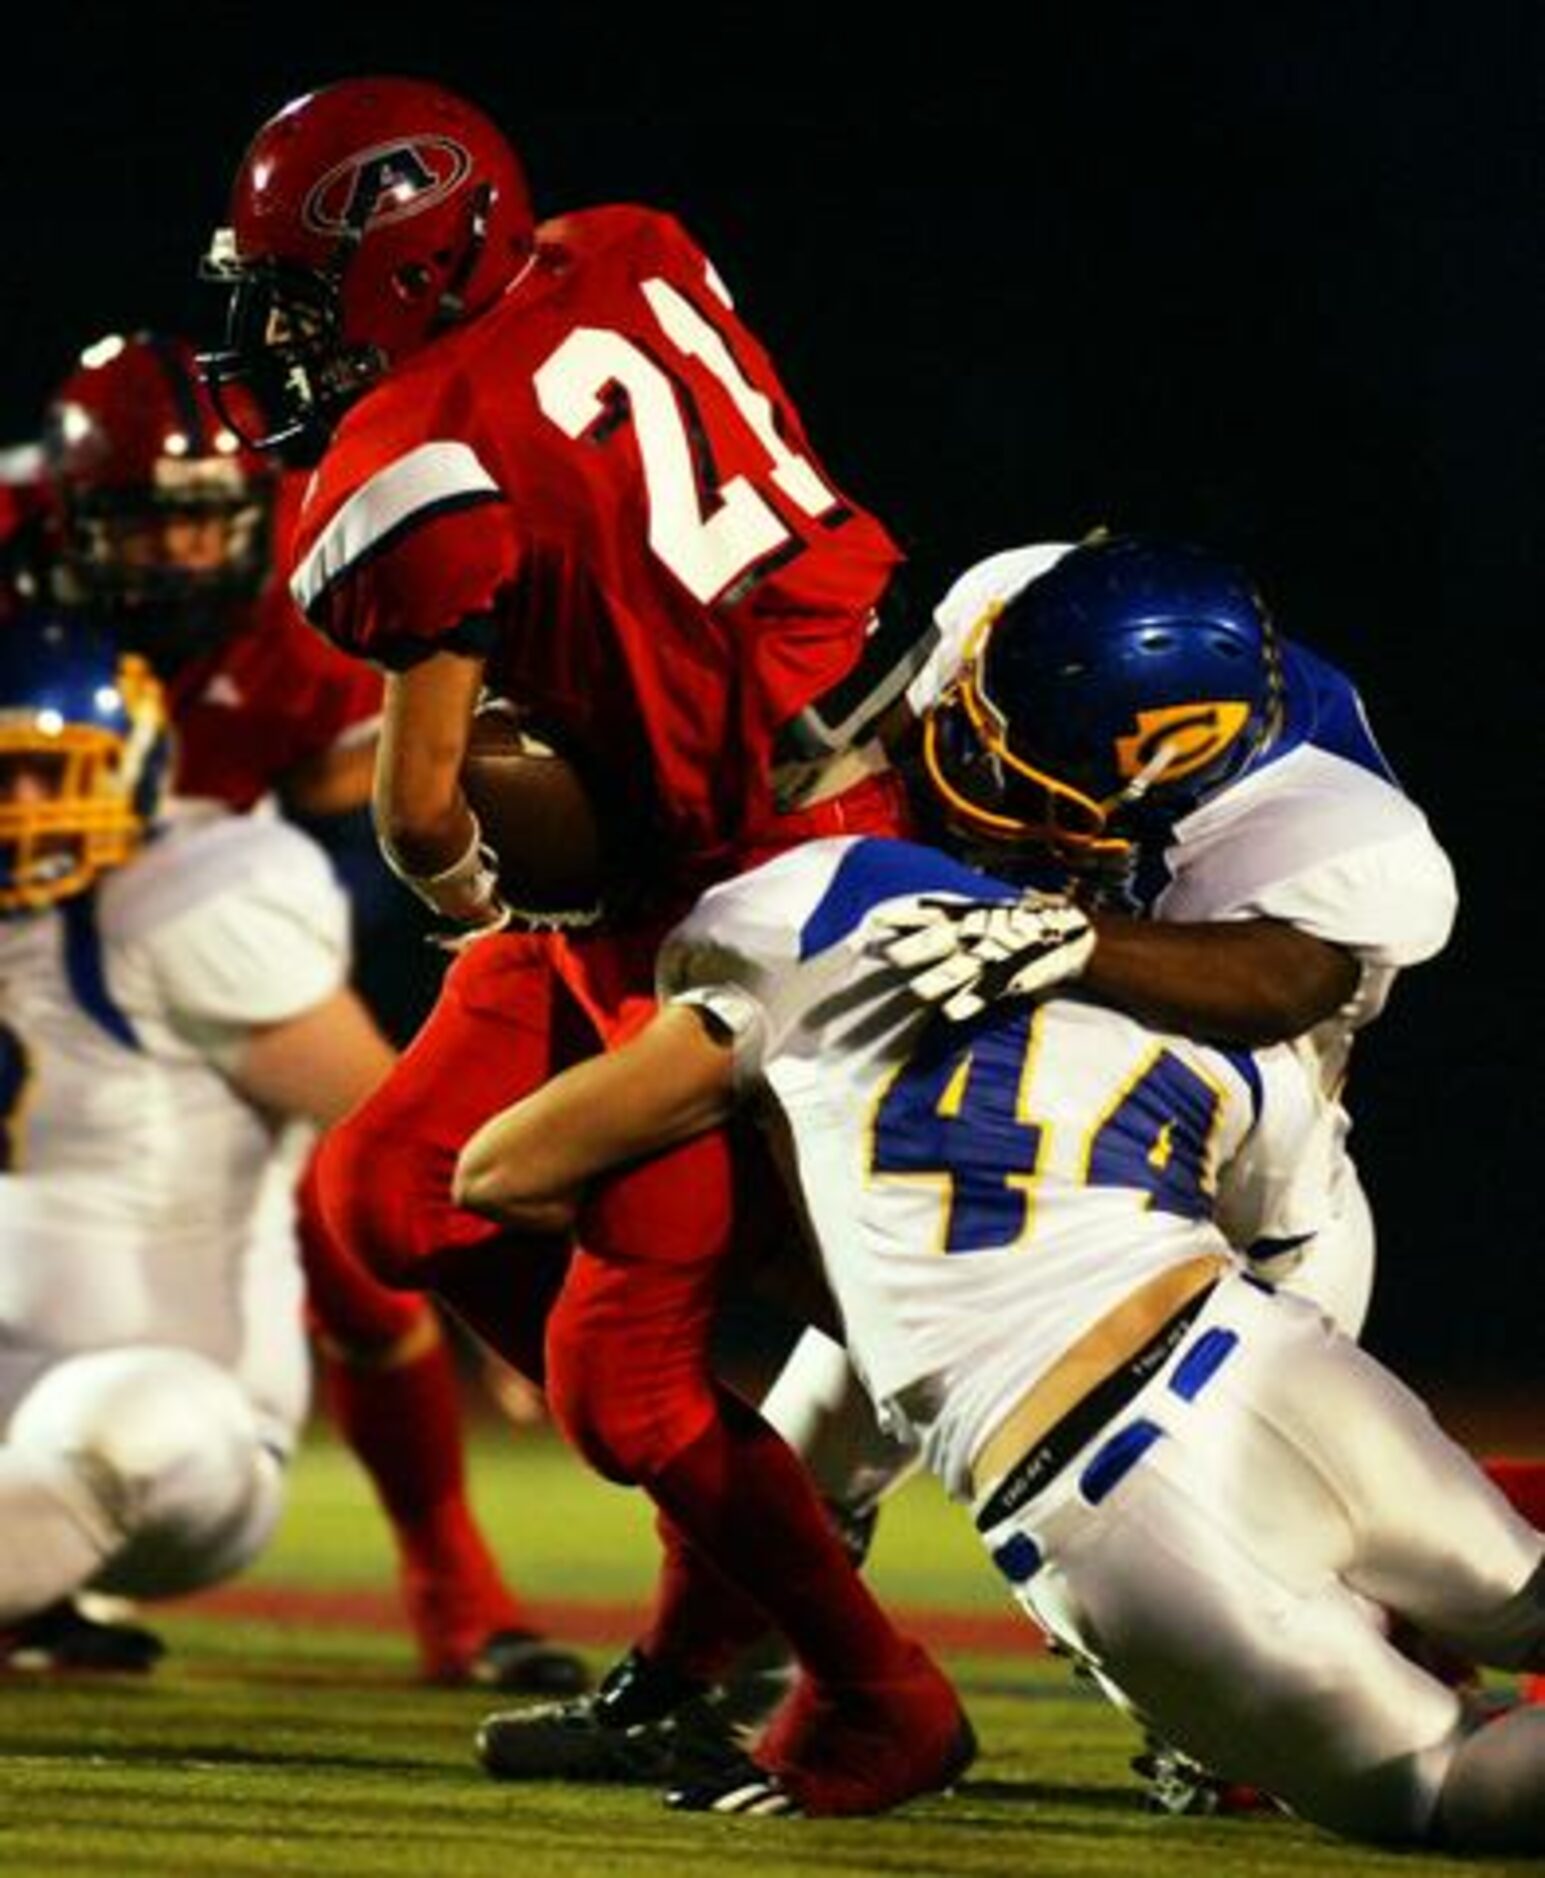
xmin=974 ymin=1280 xmax=1220 ymax=1534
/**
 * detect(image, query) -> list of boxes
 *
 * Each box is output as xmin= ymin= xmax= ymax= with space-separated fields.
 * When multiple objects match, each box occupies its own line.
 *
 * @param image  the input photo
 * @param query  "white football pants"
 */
xmin=0 ymin=1345 xmax=291 ymax=1625
xmin=974 ymin=1275 xmax=1545 ymax=1845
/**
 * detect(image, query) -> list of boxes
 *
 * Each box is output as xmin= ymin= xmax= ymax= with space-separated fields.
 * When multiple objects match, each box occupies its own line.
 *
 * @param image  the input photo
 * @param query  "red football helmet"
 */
xmin=199 ymin=75 xmax=536 ymax=448
xmin=41 ymin=332 xmax=276 ymax=668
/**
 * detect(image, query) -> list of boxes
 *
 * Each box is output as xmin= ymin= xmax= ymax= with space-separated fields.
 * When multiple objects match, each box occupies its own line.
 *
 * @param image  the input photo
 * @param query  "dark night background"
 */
xmin=6 ymin=5 xmax=1539 ymax=1396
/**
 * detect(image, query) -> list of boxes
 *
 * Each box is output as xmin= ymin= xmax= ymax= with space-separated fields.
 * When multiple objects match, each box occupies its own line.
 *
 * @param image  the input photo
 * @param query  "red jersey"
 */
xmin=166 ymin=472 xmax=383 ymax=809
xmin=289 ymin=205 xmax=903 ymax=886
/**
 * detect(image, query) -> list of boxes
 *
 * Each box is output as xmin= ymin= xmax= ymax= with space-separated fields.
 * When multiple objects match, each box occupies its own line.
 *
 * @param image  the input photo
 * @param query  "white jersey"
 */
xmin=0 ymin=808 xmax=348 ymax=1446
xmin=659 ymin=835 xmax=1324 ymax=1497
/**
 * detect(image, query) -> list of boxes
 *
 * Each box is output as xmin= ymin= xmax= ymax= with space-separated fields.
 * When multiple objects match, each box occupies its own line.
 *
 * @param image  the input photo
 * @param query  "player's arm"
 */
xmin=374 ymin=649 xmax=507 ymax=928
xmin=877 ymin=895 xmax=1357 ymax=1043
xmin=1078 ymin=910 xmax=1359 ymax=1045
xmin=453 ymin=1004 xmax=736 ymax=1233
xmin=228 ymin=986 xmax=398 ymax=1127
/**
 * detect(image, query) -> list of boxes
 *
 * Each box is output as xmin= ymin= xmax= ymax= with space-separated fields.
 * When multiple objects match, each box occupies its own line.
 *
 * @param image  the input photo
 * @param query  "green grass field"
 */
xmin=0 ymin=1412 xmax=1533 ymax=1878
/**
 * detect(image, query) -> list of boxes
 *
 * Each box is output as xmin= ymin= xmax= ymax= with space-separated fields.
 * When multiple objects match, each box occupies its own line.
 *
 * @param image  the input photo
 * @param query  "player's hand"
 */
xmin=869 ymin=891 xmax=1095 ymax=1021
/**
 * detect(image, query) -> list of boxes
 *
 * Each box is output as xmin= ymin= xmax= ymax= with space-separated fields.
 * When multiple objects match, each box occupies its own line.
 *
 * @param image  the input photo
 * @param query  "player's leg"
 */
xmin=298 ymin=1152 xmax=582 ymax=1691
xmin=537 ymin=1121 xmax=973 ymax=1816
xmin=760 ymin=1324 xmax=922 ymax=1555
xmin=0 ymin=1346 xmax=288 ymax=1660
xmin=668 ymin=1326 xmax=921 ymax=1725
xmin=1135 ymin=1276 xmax=1544 ymax=1844
xmin=312 ymin=926 xmax=577 ymax=1384
xmin=1209 ymin=1289 xmax=1545 ymax=1676
xmin=310 ymin=929 xmax=589 ymax=1685
xmin=971 ymin=1283 xmax=1541 ymax=1848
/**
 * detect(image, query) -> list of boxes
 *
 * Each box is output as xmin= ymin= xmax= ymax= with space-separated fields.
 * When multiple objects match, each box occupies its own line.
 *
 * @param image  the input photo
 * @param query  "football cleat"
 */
xmin=1 ymin=1598 xmax=166 ymax=1674
xmin=1131 ymin=1734 xmax=1280 ymax=1818
xmin=666 ymin=1758 xmax=801 ymax=1816
xmin=476 ymin=1645 xmax=747 ymax=1785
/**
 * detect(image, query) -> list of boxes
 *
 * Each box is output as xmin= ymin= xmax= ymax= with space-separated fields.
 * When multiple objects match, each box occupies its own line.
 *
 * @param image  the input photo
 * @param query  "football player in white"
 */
xmin=451 ymin=829 xmax=1545 ymax=1852
xmin=752 ymin=534 xmax=1541 ymax=1799
xmin=0 ymin=608 xmax=392 ymax=1649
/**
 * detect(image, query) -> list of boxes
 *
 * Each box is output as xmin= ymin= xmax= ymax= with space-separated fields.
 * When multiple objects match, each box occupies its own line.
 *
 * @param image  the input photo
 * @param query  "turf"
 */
xmin=0 ymin=1418 xmax=1530 ymax=1878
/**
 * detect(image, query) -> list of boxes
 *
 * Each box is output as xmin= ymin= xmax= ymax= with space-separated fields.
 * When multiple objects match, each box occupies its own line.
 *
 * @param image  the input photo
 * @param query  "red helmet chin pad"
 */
xmin=226 ymin=75 xmax=535 ymax=366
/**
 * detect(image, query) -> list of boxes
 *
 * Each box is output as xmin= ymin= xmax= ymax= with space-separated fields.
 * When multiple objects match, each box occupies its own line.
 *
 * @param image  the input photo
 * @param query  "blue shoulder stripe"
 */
xmin=62 ymin=892 xmax=139 ymax=1051
xmin=1269 ymin=640 xmax=1398 ymax=784
xmin=800 ymin=838 xmax=1014 ymax=959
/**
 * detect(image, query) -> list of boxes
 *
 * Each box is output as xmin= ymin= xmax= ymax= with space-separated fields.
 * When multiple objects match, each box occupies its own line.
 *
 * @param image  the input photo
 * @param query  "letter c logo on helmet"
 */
xmin=1113 ymin=701 xmax=1254 ymax=785
xmin=303 ymin=137 xmax=474 ymax=238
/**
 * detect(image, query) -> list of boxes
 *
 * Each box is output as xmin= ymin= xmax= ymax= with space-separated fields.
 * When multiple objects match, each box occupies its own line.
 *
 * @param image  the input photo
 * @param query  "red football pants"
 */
xmin=313 ymin=767 xmax=909 ymax=1486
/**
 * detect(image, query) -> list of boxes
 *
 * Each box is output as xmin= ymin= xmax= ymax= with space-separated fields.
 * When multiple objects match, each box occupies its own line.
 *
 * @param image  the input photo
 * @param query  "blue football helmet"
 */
xmin=0 ymin=609 xmax=171 ymax=912
xmin=922 ymin=535 xmax=1282 ymax=866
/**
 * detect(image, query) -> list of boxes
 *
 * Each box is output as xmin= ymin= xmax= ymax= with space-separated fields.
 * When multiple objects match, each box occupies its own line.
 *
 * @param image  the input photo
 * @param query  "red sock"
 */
xmin=322 ymin=1333 xmax=528 ymax=1668
xmin=646 ymin=1388 xmax=913 ymax=1689
xmin=638 ymin=1509 xmax=779 ymax=1685
xmin=1484 ymin=1457 xmax=1545 ymax=1528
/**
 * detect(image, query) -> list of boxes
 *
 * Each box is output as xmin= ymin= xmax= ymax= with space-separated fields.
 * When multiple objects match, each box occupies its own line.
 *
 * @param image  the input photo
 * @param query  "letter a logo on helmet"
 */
xmin=201 ymin=77 xmax=536 ymax=446
xmin=303 ymin=137 xmax=474 ymax=237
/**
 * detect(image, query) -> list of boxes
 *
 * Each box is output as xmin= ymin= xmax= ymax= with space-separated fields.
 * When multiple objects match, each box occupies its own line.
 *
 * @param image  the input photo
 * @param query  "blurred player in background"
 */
xmin=196 ymin=73 xmax=972 ymax=1813
xmin=0 ymin=336 xmax=582 ymax=1691
xmin=0 ymin=611 xmax=380 ymax=1659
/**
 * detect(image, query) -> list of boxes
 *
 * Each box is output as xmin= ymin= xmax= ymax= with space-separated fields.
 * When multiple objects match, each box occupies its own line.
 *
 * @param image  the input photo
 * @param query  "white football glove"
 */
xmin=869 ymin=891 xmax=1096 ymax=1022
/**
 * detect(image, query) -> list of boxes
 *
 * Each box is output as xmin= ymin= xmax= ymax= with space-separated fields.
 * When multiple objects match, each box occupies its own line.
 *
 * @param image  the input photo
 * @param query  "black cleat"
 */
xmin=477 ymin=1646 xmax=747 ymax=1785
xmin=1131 ymin=1734 xmax=1280 ymax=1817
xmin=1 ymin=1599 xmax=166 ymax=1674
xmin=665 ymin=1755 xmax=801 ymax=1815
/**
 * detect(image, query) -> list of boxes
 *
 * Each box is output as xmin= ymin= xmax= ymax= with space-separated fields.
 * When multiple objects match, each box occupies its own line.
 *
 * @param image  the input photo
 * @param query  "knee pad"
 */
xmin=312 ymin=1107 xmax=428 ymax=1293
xmin=9 ymin=1347 xmax=287 ymax=1599
xmin=542 ymin=1343 xmax=648 ymax=1486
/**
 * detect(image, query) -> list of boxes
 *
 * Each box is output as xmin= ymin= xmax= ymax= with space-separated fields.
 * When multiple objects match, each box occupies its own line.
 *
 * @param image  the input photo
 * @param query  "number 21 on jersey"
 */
xmin=534 ymin=277 xmax=844 ymax=604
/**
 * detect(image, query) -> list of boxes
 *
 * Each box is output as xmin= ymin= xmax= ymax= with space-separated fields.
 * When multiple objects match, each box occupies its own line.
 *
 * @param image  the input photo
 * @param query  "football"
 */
xmin=460 ymin=702 xmax=605 ymax=922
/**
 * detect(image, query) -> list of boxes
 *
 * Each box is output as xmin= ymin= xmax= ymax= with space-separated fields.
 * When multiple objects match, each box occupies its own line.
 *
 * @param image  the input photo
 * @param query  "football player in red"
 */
xmin=0 ymin=332 xmax=584 ymax=1693
xmin=198 ymin=75 xmax=971 ymax=1814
